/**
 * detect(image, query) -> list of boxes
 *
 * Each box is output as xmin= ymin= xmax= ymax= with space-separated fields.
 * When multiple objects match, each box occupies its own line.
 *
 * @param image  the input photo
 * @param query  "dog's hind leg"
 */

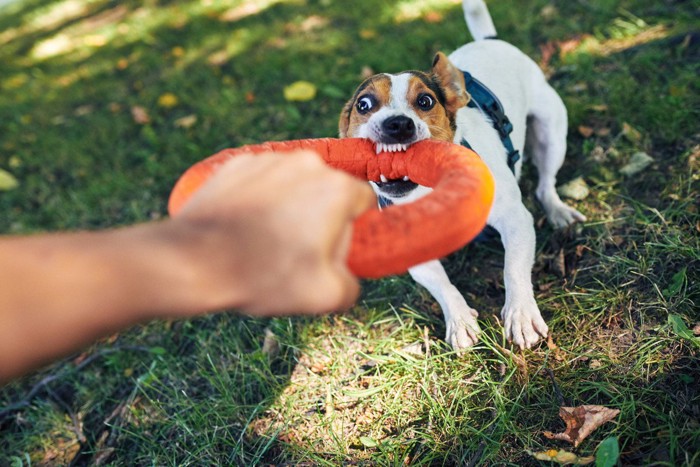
xmin=528 ymin=82 xmax=587 ymax=228
xmin=408 ymin=260 xmax=480 ymax=350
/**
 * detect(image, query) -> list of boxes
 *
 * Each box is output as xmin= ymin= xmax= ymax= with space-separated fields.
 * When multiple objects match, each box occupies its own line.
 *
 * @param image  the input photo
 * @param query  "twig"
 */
xmin=544 ymin=367 xmax=567 ymax=407
xmin=0 ymin=345 xmax=151 ymax=421
xmin=45 ymin=385 xmax=86 ymax=443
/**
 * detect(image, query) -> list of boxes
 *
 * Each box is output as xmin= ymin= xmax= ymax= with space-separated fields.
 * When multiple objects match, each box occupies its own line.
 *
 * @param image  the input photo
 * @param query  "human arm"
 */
xmin=0 ymin=151 xmax=375 ymax=382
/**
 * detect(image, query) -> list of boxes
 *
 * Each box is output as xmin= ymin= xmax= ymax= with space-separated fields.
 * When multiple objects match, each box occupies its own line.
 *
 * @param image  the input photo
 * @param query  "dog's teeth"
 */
xmin=401 ymin=144 xmax=407 ymax=151
xmin=380 ymin=174 xmax=388 ymax=183
xmin=403 ymin=176 xmax=409 ymax=181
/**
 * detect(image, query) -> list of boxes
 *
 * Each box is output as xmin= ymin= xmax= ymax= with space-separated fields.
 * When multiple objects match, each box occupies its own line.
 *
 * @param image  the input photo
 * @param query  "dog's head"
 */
xmin=339 ymin=52 xmax=469 ymax=199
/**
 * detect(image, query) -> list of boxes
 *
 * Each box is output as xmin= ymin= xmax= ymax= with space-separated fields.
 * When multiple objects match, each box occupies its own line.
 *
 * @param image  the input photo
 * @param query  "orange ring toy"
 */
xmin=168 ymin=138 xmax=494 ymax=278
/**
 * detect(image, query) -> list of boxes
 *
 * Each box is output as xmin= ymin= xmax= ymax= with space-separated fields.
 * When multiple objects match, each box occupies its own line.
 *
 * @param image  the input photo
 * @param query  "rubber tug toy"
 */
xmin=168 ymin=138 xmax=495 ymax=279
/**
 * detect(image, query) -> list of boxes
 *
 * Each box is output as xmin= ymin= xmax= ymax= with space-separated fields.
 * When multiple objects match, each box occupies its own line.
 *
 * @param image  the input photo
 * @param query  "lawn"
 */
xmin=1 ymin=0 xmax=698 ymax=465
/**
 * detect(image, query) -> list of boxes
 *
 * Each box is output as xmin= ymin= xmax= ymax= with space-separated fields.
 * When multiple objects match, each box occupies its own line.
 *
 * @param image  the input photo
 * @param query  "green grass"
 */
xmin=1 ymin=0 xmax=698 ymax=465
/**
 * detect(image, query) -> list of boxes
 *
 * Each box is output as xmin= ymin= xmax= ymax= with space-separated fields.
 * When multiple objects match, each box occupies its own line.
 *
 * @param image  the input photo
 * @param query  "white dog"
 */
xmin=339 ymin=0 xmax=586 ymax=350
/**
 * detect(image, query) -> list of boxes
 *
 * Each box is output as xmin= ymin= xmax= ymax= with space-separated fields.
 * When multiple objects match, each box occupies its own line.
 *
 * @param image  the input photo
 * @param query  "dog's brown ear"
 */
xmin=431 ymin=52 xmax=469 ymax=115
xmin=338 ymin=98 xmax=353 ymax=137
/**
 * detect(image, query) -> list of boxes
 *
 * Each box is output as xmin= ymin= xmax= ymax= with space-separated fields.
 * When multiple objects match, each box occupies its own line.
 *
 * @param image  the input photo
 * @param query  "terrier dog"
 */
xmin=339 ymin=0 xmax=585 ymax=350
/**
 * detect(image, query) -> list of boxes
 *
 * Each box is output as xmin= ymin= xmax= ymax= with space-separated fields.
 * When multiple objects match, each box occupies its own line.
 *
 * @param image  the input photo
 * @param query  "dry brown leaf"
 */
xmin=621 ymin=122 xmax=642 ymax=143
xmin=578 ymin=125 xmax=594 ymax=138
xmin=544 ymin=405 xmax=620 ymax=447
xmin=130 ymin=105 xmax=150 ymax=124
xmin=261 ymin=328 xmax=280 ymax=358
xmin=531 ymin=448 xmax=595 ymax=465
xmin=174 ymin=114 xmax=197 ymax=129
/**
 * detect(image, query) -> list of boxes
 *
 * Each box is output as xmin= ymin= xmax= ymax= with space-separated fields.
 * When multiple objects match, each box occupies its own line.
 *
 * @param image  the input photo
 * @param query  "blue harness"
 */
xmin=377 ymin=71 xmax=519 ymax=211
xmin=460 ymin=70 xmax=520 ymax=174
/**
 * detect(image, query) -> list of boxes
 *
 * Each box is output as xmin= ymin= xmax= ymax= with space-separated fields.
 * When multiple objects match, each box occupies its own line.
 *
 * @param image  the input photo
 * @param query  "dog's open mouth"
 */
xmin=374 ymin=142 xmax=418 ymax=196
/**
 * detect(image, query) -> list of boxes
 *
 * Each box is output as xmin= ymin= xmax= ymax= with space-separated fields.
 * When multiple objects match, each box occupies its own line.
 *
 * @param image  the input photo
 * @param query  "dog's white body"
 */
xmin=340 ymin=0 xmax=585 ymax=350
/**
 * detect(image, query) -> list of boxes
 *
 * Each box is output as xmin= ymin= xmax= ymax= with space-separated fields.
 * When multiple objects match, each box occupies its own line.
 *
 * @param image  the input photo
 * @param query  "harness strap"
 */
xmin=462 ymin=71 xmax=520 ymax=174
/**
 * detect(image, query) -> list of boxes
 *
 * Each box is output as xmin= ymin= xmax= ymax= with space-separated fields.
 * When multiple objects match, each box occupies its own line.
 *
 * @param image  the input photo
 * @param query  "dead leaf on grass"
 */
xmin=578 ymin=125 xmax=594 ymax=138
xmin=530 ymin=448 xmax=595 ymax=465
xmin=0 ymin=168 xmax=19 ymax=190
xmin=621 ymin=122 xmax=643 ymax=144
xmin=544 ymin=405 xmax=620 ymax=447
xmin=557 ymin=176 xmax=590 ymax=200
xmin=130 ymin=106 xmax=150 ymax=124
xmin=261 ymin=327 xmax=280 ymax=358
xmin=620 ymin=151 xmax=654 ymax=176
xmin=174 ymin=114 xmax=197 ymax=129
xmin=283 ymin=81 xmax=317 ymax=101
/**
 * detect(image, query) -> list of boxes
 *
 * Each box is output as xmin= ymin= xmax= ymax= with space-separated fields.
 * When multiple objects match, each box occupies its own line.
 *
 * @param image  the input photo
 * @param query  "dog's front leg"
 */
xmin=409 ymin=260 xmax=481 ymax=350
xmin=490 ymin=205 xmax=549 ymax=349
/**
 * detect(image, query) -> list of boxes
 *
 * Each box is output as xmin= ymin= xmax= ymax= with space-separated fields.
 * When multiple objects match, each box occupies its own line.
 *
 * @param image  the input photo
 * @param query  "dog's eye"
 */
xmin=416 ymin=94 xmax=435 ymax=110
xmin=356 ymin=96 xmax=375 ymax=114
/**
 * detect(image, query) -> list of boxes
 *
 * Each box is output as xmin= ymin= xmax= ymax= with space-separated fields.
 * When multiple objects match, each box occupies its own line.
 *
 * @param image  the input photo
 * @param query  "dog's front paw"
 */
xmin=502 ymin=299 xmax=548 ymax=349
xmin=445 ymin=307 xmax=481 ymax=351
xmin=546 ymin=202 xmax=587 ymax=229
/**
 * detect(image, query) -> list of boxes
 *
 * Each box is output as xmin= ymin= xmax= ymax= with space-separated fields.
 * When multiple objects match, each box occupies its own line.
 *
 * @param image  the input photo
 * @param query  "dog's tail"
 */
xmin=462 ymin=0 xmax=497 ymax=41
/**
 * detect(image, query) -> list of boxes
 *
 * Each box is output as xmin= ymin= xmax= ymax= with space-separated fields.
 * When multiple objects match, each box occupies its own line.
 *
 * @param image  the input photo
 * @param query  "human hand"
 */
xmin=170 ymin=150 xmax=376 ymax=317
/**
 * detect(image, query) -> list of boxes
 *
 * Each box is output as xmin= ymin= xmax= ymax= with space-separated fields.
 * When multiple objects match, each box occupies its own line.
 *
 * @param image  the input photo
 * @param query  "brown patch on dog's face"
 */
xmin=339 ymin=74 xmax=392 ymax=138
xmin=403 ymin=72 xmax=455 ymax=142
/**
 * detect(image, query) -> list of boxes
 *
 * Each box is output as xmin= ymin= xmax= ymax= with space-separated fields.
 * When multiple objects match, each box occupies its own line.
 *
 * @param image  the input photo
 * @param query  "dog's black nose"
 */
xmin=381 ymin=116 xmax=415 ymax=143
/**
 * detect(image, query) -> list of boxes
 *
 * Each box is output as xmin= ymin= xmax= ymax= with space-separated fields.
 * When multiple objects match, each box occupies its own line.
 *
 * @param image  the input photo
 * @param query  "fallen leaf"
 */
xmin=540 ymin=5 xmax=558 ymax=20
xmin=245 ymin=91 xmax=256 ymax=103
xmin=74 ymin=104 xmax=94 ymax=116
xmin=158 ymin=92 xmax=179 ymax=108
xmin=557 ymin=176 xmax=590 ymax=200
xmin=578 ymin=125 xmax=594 ymax=138
xmin=569 ymin=82 xmax=588 ymax=93
xmin=8 ymin=156 xmax=21 ymax=168
xmin=359 ymin=29 xmax=377 ymax=39
xmin=620 ymin=151 xmax=653 ymax=176
xmin=424 ymin=11 xmax=443 ymax=23
xmin=552 ymin=248 xmax=566 ymax=277
xmin=131 ymin=106 xmax=150 ymax=124
xmin=283 ymin=81 xmax=317 ymax=102
xmin=621 ymin=122 xmax=642 ymax=144
xmin=530 ymin=449 xmax=595 ymax=465
xmin=544 ymin=405 xmax=620 ymax=447
xmin=0 ymin=168 xmax=19 ymax=191
xmin=174 ymin=114 xmax=197 ymax=129
xmin=261 ymin=327 xmax=280 ymax=358
xmin=539 ymin=41 xmax=557 ymax=70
